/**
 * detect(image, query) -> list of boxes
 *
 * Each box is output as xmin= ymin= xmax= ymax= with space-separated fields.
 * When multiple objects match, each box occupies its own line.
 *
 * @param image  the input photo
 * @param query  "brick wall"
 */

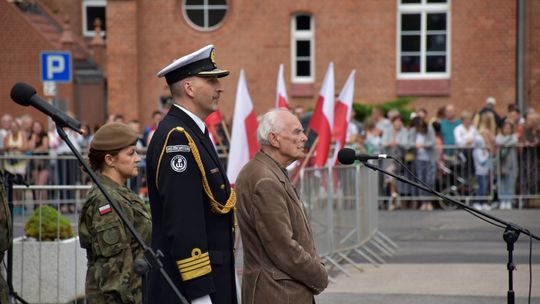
xmin=0 ymin=1 xmax=75 ymax=126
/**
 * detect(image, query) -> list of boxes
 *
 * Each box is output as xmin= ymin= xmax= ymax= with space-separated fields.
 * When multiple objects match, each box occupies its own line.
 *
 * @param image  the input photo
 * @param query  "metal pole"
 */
xmin=516 ymin=0 xmax=525 ymax=114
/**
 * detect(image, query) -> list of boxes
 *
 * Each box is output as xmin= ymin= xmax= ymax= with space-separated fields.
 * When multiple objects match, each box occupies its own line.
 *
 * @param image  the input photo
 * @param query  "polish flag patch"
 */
xmin=99 ymin=204 xmax=112 ymax=215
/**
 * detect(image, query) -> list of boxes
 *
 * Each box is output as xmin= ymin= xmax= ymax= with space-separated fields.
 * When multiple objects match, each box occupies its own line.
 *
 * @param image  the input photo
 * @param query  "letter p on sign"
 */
xmin=40 ymin=51 xmax=72 ymax=83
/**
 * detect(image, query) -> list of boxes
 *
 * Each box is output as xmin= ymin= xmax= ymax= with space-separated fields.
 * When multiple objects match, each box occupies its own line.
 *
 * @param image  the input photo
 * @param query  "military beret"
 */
xmin=156 ymin=44 xmax=230 ymax=85
xmin=90 ymin=123 xmax=138 ymax=151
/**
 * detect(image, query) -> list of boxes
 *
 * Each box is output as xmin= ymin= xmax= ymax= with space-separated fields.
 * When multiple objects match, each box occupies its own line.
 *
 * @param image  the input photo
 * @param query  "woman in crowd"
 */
xmin=28 ymin=121 xmax=50 ymax=203
xmin=409 ymin=117 xmax=437 ymax=210
xmin=79 ymin=122 xmax=151 ymax=303
xmin=382 ymin=115 xmax=408 ymax=209
xmin=495 ymin=121 xmax=518 ymax=210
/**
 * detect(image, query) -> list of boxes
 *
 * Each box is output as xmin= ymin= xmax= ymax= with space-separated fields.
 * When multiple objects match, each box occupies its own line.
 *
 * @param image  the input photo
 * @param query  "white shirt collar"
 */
xmin=173 ymin=104 xmax=206 ymax=133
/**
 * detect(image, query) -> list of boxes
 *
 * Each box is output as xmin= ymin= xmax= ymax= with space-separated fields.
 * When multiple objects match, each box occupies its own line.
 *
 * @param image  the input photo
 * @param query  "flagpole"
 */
xmin=221 ymin=120 xmax=232 ymax=144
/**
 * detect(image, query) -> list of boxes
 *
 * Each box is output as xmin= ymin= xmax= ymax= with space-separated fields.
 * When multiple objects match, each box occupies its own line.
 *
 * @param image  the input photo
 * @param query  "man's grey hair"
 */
xmin=257 ymin=109 xmax=290 ymax=145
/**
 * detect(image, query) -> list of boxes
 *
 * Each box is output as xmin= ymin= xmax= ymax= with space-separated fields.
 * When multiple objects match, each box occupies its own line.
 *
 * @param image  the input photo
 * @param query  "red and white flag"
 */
xmin=205 ymin=110 xmax=223 ymax=143
xmin=275 ymin=64 xmax=289 ymax=109
xmin=332 ymin=70 xmax=356 ymax=164
xmin=227 ymin=69 xmax=259 ymax=183
xmin=308 ymin=62 xmax=335 ymax=167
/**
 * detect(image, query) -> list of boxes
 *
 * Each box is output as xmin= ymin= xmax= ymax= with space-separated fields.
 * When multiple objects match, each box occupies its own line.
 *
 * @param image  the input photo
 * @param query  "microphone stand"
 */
xmin=359 ymin=160 xmax=539 ymax=304
xmin=3 ymin=170 xmax=29 ymax=304
xmin=55 ymin=125 xmax=188 ymax=304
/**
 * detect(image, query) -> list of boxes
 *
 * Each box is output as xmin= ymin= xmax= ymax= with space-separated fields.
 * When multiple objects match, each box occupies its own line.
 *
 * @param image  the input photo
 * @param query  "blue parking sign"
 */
xmin=40 ymin=51 xmax=72 ymax=82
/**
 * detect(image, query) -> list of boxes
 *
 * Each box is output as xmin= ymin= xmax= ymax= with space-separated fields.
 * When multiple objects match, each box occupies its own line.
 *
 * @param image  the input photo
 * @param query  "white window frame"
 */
xmin=396 ymin=0 xmax=451 ymax=79
xmin=183 ymin=0 xmax=229 ymax=32
xmin=291 ymin=14 xmax=315 ymax=83
xmin=82 ymin=0 xmax=106 ymax=37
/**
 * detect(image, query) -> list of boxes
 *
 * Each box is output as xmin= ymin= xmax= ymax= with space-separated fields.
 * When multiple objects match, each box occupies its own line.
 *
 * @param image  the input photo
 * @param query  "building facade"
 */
xmin=2 ymin=0 xmax=539 ymax=127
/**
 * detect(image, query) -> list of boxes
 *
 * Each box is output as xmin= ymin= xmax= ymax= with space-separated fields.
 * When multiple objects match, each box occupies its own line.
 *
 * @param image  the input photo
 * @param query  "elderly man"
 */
xmin=146 ymin=45 xmax=237 ymax=304
xmin=236 ymin=109 xmax=328 ymax=304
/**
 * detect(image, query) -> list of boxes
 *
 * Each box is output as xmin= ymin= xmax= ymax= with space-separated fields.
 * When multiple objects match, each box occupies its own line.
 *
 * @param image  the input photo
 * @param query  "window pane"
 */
xmin=296 ymin=40 xmax=311 ymax=57
xmin=401 ymin=0 xmax=421 ymax=3
xmin=427 ymin=13 xmax=446 ymax=31
xmin=296 ymin=15 xmax=311 ymax=30
xmin=210 ymin=0 xmax=227 ymax=4
xmin=426 ymin=55 xmax=446 ymax=72
xmin=427 ymin=0 xmax=447 ymax=3
xmin=401 ymin=56 xmax=420 ymax=73
xmin=185 ymin=0 xmax=204 ymax=5
xmin=186 ymin=9 xmax=204 ymax=27
xmin=296 ymin=60 xmax=311 ymax=76
xmin=208 ymin=9 xmax=227 ymax=27
xmin=401 ymin=35 xmax=420 ymax=52
xmin=86 ymin=6 xmax=106 ymax=31
xmin=401 ymin=14 xmax=420 ymax=31
xmin=427 ymin=34 xmax=446 ymax=52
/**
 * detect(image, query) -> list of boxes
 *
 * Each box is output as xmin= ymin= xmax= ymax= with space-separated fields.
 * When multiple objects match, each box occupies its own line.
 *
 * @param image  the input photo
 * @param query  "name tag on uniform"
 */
xmin=210 ymin=168 xmax=220 ymax=174
xmin=166 ymin=145 xmax=190 ymax=153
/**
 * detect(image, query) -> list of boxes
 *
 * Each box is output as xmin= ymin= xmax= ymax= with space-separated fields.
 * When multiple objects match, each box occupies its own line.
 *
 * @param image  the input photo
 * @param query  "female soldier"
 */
xmin=79 ymin=123 xmax=151 ymax=303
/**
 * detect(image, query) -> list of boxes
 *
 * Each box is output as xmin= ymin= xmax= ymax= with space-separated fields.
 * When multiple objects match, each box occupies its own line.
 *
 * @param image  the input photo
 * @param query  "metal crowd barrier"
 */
xmin=299 ymin=165 xmax=398 ymax=280
xmin=377 ymin=144 xmax=540 ymax=210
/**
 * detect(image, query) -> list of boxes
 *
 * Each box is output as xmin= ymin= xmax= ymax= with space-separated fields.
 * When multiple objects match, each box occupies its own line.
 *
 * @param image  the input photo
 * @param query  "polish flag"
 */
xmin=332 ymin=70 xmax=356 ymax=164
xmin=275 ymin=64 xmax=289 ymax=109
xmin=204 ymin=110 xmax=223 ymax=143
xmin=227 ymin=70 xmax=260 ymax=183
xmin=308 ymin=62 xmax=335 ymax=167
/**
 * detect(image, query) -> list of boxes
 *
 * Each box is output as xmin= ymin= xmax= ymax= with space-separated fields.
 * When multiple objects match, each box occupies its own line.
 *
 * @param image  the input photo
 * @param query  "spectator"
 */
xmin=472 ymin=130 xmax=492 ymax=211
xmin=28 ymin=120 xmax=49 ymax=203
xmin=0 ymin=114 xmax=13 ymax=152
xmin=495 ymin=121 xmax=518 ymax=210
xmin=454 ymin=111 xmax=478 ymax=178
xmin=3 ymin=119 xmax=28 ymax=175
xmin=521 ymin=112 xmax=540 ymax=196
xmin=372 ymin=107 xmax=391 ymax=135
xmin=440 ymin=104 xmax=461 ymax=159
xmin=78 ymin=123 xmax=94 ymax=151
xmin=20 ymin=114 xmax=33 ymax=140
xmin=346 ymin=111 xmax=361 ymax=144
xmin=54 ymin=113 xmax=82 ymax=214
xmin=409 ymin=117 xmax=437 ymax=211
xmin=293 ymin=105 xmax=305 ymax=121
xmin=143 ymin=110 xmax=163 ymax=146
xmin=382 ymin=115 xmax=408 ymax=209
xmin=363 ymin=118 xmax=383 ymax=154
xmin=347 ymin=130 xmax=368 ymax=154
xmin=477 ymin=111 xmax=497 ymax=151
xmin=113 ymin=114 xmax=125 ymax=123
xmin=474 ymin=97 xmax=503 ymax=129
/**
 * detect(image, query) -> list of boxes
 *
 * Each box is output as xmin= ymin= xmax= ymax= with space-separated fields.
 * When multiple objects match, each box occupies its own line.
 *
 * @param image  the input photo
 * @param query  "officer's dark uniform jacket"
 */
xmin=79 ymin=173 xmax=152 ymax=304
xmin=146 ymin=105 xmax=237 ymax=303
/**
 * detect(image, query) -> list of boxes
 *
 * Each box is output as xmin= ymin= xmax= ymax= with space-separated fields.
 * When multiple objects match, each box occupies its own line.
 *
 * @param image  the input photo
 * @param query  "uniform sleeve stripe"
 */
xmin=179 ymin=265 xmax=212 ymax=281
xmin=176 ymin=251 xmax=209 ymax=266
xmin=179 ymin=260 xmax=211 ymax=273
xmin=177 ymin=255 xmax=210 ymax=268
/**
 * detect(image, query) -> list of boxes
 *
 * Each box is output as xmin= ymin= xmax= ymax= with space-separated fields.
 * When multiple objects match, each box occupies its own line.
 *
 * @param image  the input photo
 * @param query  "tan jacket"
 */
xmin=236 ymin=152 xmax=328 ymax=304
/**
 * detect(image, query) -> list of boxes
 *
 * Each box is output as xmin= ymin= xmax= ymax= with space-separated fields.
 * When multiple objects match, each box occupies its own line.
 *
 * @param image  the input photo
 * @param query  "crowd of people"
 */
xmin=340 ymin=98 xmax=540 ymax=211
xmin=1 ymin=96 xmax=540 ymax=213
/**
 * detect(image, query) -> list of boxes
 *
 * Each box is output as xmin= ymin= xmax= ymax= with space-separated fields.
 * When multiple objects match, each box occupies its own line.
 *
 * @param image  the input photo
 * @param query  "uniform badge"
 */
xmin=171 ymin=155 xmax=187 ymax=172
xmin=210 ymin=49 xmax=216 ymax=65
xmin=99 ymin=204 xmax=112 ymax=215
xmin=166 ymin=145 xmax=190 ymax=153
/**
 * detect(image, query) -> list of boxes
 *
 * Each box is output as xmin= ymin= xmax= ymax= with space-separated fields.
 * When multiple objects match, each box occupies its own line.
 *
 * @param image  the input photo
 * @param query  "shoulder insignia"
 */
xmin=170 ymin=155 xmax=187 ymax=172
xmin=98 ymin=204 xmax=112 ymax=215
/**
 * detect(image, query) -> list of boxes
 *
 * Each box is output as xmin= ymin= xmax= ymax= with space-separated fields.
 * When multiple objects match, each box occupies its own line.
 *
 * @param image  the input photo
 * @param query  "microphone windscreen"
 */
xmin=10 ymin=82 xmax=36 ymax=106
xmin=337 ymin=148 xmax=356 ymax=165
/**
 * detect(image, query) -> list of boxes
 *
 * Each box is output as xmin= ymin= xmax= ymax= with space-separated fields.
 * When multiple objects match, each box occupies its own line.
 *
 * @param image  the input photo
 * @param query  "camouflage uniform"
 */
xmin=79 ymin=174 xmax=152 ymax=304
xmin=0 ymin=170 xmax=11 ymax=304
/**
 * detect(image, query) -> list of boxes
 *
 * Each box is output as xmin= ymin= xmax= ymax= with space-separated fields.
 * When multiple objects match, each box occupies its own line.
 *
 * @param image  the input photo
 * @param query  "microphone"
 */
xmin=10 ymin=82 xmax=82 ymax=133
xmin=337 ymin=148 xmax=388 ymax=164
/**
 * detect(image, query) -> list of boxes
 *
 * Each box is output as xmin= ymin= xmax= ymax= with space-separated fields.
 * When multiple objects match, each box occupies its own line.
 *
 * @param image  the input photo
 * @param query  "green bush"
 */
xmin=24 ymin=206 xmax=74 ymax=241
xmin=352 ymin=97 xmax=415 ymax=124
